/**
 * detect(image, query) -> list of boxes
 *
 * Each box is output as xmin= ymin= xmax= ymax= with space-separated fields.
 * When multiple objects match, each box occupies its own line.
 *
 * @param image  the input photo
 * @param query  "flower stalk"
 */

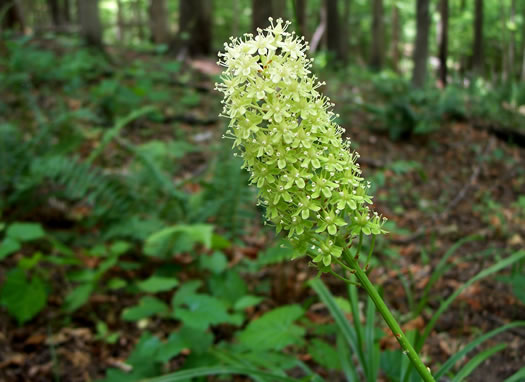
xmin=216 ymin=18 xmax=434 ymax=382
xmin=341 ymin=249 xmax=436 ymax=382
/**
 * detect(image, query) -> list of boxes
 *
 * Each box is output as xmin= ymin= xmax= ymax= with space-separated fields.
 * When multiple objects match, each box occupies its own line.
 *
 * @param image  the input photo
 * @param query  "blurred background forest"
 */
xmin=1 ymin=0 xmax=525 ymax=381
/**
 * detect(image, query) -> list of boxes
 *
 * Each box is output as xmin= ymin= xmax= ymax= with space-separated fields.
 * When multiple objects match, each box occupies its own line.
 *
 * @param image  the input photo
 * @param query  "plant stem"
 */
xmin=342 ymin=250 xmax=436 ymax=382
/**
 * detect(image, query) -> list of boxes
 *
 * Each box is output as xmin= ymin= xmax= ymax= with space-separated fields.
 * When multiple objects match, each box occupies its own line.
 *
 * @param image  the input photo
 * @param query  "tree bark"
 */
xmin=509 ymin=0 xmax=516 ymax=79
xmin=370 ymin=0 xmax=384 ymax=71
xmin=61 ymin=0 xmax=71 ymax=23
xmin=252 ymin=0 xmax=273 ymax=32
xmin=47 ymin=0 xmax=61 ymax=26
xmin=0 ymin=0 xmax=25 ymax=32
xmin=499 ymin=0 xmax=507 ymax=81
xmin=171 ymin=0 xmax=212 ymax=57
xmin=135 ymin=0 xmax=145 ymax=40
xmin=149 ymin=0 xmax=169 ymax=44
xmin=341 ymin=0 xmax=351 ymax=64
xmin=472 ymin=0 xmax=484 ymax=75
xmin=116 ymin=0 xmax=125 ymax=42
xmin=325 ymin=0 xmax=343 ymax=62
xmin=412 ymin=0 xmax=430 ymax=88
xmin=77 ymin=0 xmax=103 ymax=47
xmin=391 ymin=4 xmax=400 ymax=72
xmin=438 ymin=0 xmax=448 ymax=86
xmin=309 ymin=4 xmax=326 ymax=54
xmin=521 ymin=2 xmax=525 ymax=81
xmin=272 ymin=0 xmax=286 ymax=20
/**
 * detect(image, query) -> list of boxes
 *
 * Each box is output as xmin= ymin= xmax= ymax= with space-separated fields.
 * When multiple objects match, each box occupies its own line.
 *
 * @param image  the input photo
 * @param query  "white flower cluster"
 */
xmin=216 ymin=18 xmax=385 ymax=266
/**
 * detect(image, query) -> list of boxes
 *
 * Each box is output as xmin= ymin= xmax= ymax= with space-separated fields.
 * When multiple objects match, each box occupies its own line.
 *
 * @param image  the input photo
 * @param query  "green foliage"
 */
xmin=0 ymin=222 xmax=45 ymax=259
xmin=237 ymin=305 xmax=305 ymax=352
xmin=136 ymin=275 xmax=179 ymax=293
xmin=311 ymin=248 xmax=525 ymax=382
xmin=122 ymin=296 xmax=170 ymax=321
xmin=366 ymin=74 xmax=467 ymax=140
xmin=0 ymin=268 xmax=48 ymax=324
xmin=2 ymin=25 xmax=525 ymax=382
xmin=143 ymin=224 xmax=214 ymax=257
xmin=189 ymin=148 xmax=256 ymax=237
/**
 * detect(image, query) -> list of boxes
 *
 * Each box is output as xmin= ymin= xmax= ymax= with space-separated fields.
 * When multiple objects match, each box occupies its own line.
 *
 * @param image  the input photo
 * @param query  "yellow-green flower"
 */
xmin=216 ymin=18 xmax=386 ymax=266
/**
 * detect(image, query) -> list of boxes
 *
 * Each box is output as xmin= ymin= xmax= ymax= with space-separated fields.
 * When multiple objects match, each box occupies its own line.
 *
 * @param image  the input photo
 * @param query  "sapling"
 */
xmin=216 ymin=18 xmax=435 ymax=382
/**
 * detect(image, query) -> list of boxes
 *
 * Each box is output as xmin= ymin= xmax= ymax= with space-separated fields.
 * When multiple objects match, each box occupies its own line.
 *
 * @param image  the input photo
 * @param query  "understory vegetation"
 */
xmin=1 ymin=1 xmax=525 ymax=381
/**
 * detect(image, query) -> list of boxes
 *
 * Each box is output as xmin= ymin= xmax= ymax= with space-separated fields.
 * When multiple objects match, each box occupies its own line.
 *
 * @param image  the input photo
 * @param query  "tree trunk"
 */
xmin=472 ymin=0 xmax=484 ymax=74
xmin=412 ymin=0 xmax=430 ymax=88
xmin=47 ymin=0 xmax=61 ymax=26
xmin=0 ymin=0 xmax=25 ymax=32
xmin=521 ymin=2 xmax=525 ymax=81
xmin=252 ymin=0 xmax=273 ymax=32
xmin=171 ymin=0 xmax=212 ymax=57
xmin=310 ymin=4 xmax=326 ymax=54
xmin=77 ymin=0 xmax=103 ymax=47
xmin=509 ymin=0 xmax=516 ymax=79
xmin=116 ymin=0 xmax=125 ymax=42
xmin=325 ymin=0 xmax=342 ymax=61
xmin=499 ymin=0 xmax=507 ymax=81
xmin=149 ymin=0 xmax=169 ymax=44
xmin=370 ymin=0 xmax=384 ymax=71
xmin=438 ymin=0 xmax=448 ymax=86
xmin=272 ymin=0 xmax=286 ymax=20
xmin=61 ymin=0 xmax=71 ymax=23
xmin=391 ymin=4 xmax=400 ymax=72
xmin=294 ymin=0 xmax=307 ymax=39
xmin=341 ymin=0 xmax=351 ymax=64
xmin=135 ymin=0 xmax=144 ymax=40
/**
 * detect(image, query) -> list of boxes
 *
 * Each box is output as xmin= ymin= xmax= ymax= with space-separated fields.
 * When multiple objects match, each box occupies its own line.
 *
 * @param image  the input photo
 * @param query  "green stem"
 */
xmin=328 ymin=269 xmax=360 ymax=286
xmin=364 ymin=235 xmax=376 ymax=270
xmin=341 ymin=249 xmax=435 ymax=382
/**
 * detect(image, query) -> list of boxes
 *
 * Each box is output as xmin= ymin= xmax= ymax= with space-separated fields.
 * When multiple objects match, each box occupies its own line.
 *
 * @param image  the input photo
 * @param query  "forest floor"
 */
xmin=1 ymin=47 xmax=525 ymax=382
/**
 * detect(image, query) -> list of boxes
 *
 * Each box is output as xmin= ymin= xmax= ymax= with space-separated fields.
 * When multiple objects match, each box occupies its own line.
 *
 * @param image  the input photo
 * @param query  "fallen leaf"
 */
xmin=25 ymin=333 xmax=47 ymax=346
xmin=0 ymin=353 xmax=25 ymax=368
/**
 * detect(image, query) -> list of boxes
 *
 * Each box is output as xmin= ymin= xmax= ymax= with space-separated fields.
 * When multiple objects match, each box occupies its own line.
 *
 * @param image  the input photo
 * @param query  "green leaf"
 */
xmin=419 ymin=250 xmax=525 ymax=349
xmin=144 ymin=224 xmax=214 ymax=257
xmin=171 ymin=280 xmax=202 ymax=306
xmin=87 ymin=106 xmax=155 ymax=164
xmin=310 ymin=279 xmax=367 ymax=373
xmin=0 ymin=268 xmax=47 ymax=324
xmin=435 ymin=321 xmax=525 ymax=379
xmin=142 ymin=366 xmax=302 ymax=382
xmin=208 ymin=270 xmax=247 ymax=306
xmin=200 ymin=251 xmax=228 ymax=274
xmin=107 ymin=277 xmax=127 ymax=290
xmin=63 ymin=283 xmax=95 ymax=312
xmin=18 ymin=252 xmax=44 ymax=270
xmin=173 ymin=294 xmax=242 ymax=330
xmin=6 ymin=222 xmax=45 ymax=241
xmin=233 ymin=295 xmax=263 ymax=311
xmin=499 ymin=274 xmax=525 ymax=304
xmin=237 ymin=305 xmax=305 ymax=351
xmin=156 ymin=327 xmax=213 ymax=363
xmin=415 ymin=234 xmax=481 ymax=316
xmin=308 ymin=338 xmax=341 ymax=370
xmin=0 ymin=237 xmax=21 ymax=260
xmin=452 ymin=344 xmax=507 ymax=382
xmin=110 ymin=241 xmax=132 ymax=256
xmin=504 ymin=366 xmax=525 ymax=382
xmin=122 ymin=296 xmax=169 ymax=321
xmin=137 ymin=275 xmax=179 ymax=293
